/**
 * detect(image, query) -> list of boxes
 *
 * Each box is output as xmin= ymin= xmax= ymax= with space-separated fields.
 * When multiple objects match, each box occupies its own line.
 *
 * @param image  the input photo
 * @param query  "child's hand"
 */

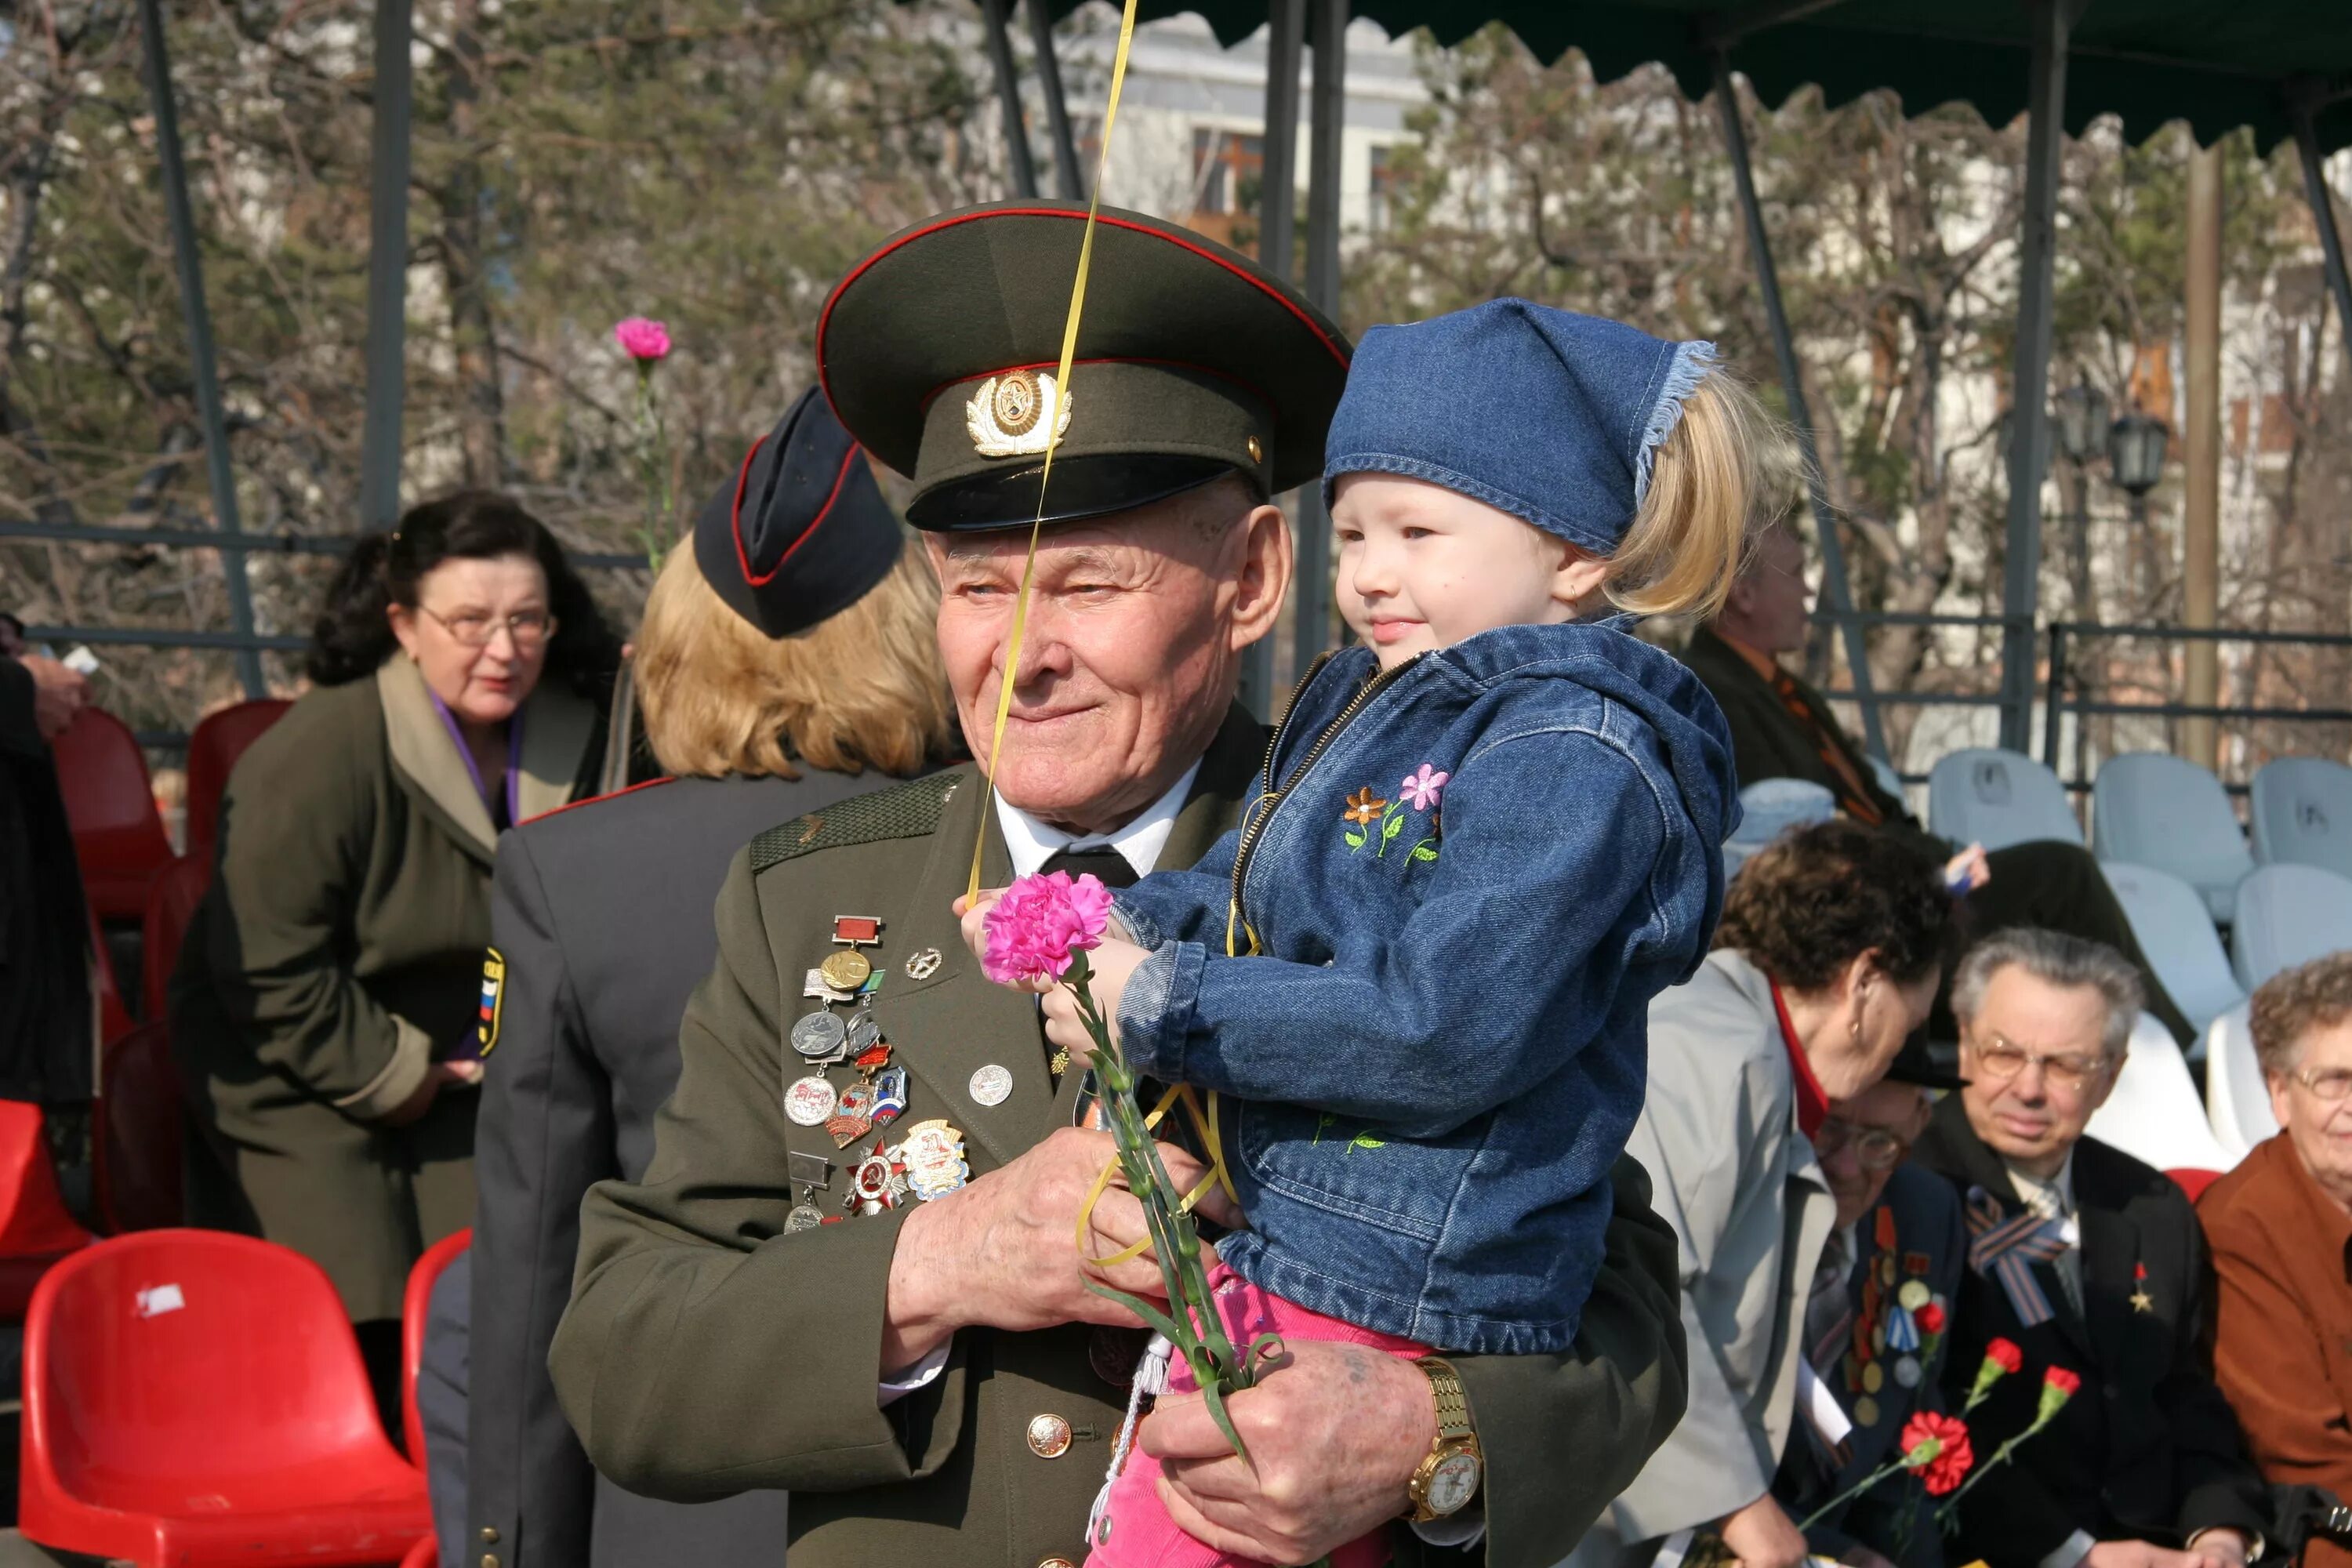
xmin=1040 ymin=935 xmax=1149 ymax=1062
xmin=953 ymin=889 xmax=1031 ymax=989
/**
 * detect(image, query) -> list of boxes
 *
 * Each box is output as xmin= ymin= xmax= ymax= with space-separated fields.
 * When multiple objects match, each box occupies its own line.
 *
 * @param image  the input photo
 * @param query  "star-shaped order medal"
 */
xmin=2131 ymin=1259 xmax=2154 ymax=1314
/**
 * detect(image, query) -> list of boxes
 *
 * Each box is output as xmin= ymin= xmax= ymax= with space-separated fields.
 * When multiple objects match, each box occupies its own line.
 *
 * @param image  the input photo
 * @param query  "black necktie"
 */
xmin=1038 ymin=844 xmax=1138 ymax=889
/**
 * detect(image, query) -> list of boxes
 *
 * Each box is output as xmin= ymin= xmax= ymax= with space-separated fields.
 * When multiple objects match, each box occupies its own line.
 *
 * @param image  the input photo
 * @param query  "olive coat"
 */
xmin=172 ymin=655 xmax=601 ymax=1322
xmin=549 ymin=705 xmax=1691 ymax=1568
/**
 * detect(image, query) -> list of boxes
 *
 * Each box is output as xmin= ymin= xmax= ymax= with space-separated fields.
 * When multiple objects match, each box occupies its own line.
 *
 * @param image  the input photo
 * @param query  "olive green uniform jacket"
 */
xmin=551 ymin=706 xmax=1690 ymax=1568
xmin=172 ymin=656 xmax=601 ymax=1322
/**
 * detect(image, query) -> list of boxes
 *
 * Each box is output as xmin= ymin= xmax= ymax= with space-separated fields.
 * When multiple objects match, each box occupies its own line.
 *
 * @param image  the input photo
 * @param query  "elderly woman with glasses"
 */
xmin=2201 ymin=952 xmax=2352 ymax=1568
xmin=172 ymin=491 xmax=619 ymax=1417
xmin=1571 ymin=819 xmax=1961 ymax=1568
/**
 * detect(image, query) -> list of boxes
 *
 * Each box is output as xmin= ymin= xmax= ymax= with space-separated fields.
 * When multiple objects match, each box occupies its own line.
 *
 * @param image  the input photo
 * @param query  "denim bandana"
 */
xmin=1323 ymin=299 xmax=1716 ymax=558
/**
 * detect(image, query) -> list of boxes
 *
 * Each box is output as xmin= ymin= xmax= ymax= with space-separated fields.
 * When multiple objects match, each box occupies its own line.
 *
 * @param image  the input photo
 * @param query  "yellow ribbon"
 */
xmin=1076 ymin=1082 xmax=1237 ymax=1269
xmin=967 ymin=0 xmax=1143 ymax=902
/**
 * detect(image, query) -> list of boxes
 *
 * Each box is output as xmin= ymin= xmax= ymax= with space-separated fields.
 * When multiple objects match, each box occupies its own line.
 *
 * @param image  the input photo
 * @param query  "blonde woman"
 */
xmin=454 ymin=390 xmax=953 ymax=1568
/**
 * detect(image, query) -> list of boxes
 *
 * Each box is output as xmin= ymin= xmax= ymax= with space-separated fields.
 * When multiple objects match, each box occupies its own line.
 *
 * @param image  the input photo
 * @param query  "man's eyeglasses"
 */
xmin=2288 ymin=1065 xmax=2352 ymax=1102
xmin=1814 ymin=1116 xmax=1910 ymax=1171
xmin=418 ymin=604 xmax=557 ymax=651
xmin=1965 ymin=1034 xmax=2114 ymax=1092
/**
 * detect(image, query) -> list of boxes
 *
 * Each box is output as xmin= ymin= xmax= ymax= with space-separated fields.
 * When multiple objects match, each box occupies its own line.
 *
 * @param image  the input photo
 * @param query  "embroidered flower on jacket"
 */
xmin=1343 ymin=787 xmax=1388 ymax=826
xmin=1399 ymin=764 xmax=1449 ymax=811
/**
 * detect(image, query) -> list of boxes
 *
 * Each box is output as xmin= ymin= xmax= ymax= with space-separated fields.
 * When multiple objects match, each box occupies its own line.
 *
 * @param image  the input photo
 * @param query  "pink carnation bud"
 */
xmin=981 ymin=871 xmax=1115 ymax=987
xmin=614 ymin=317 xmax=671 ymax=362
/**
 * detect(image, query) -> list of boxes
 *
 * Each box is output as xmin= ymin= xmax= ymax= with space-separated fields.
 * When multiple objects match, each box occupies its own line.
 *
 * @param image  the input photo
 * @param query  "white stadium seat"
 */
xmin=1928 ymin=748 xmax=2082 ymax=851
xmin=2229 ymin=862 xmax=2352 ymax=993
xmin=2249 ymin=757 xmax=2352 ymax=880
xmin=1724 ymin=779 xmax=1837 ymax=880
xmin=2204 ymin=1002 xmax=2278 ymax=1162
xmin=2092 ymin=753 xmax=2253 ymax=923
xmin=2099 ymin=862 xmax=2246 ymax=1039
xmin=2088 ymin=1011 xmax=2238 ymax=1175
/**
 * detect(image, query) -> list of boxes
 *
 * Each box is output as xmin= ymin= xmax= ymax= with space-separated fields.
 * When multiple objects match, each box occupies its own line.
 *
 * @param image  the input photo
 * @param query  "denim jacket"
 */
xmin=1113 ymin=620 xmax=1740 ymax=1354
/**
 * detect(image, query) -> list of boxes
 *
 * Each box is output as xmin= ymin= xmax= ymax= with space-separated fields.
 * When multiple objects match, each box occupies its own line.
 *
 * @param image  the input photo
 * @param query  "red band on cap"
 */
xmin=916 ymin=355 xmax=1274 ymax=416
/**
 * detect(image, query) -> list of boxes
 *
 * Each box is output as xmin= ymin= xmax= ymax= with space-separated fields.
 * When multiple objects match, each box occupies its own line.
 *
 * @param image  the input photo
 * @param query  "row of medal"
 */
xmin=1844 ymin=1207 xmax=1948 ymax=1430
xmin=781 ymin=917 xmax=970 ymax=1233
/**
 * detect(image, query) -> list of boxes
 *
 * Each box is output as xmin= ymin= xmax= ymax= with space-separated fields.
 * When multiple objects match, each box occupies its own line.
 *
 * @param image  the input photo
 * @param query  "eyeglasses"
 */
xmin=2288 ymin=1066 xmax=2352 ymax=1102
xmin=1814 ymin=1116 xmax=1911 ymax=1171
xmin=417 ymin=604 xmax=557 ymax=650
xmin=1965 ymin=1033 xmax=2114 ymax=1091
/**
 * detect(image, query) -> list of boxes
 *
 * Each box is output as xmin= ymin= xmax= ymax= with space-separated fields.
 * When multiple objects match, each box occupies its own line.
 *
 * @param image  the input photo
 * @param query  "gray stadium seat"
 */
xmin=1725 ymin=779 xmax=1837 ymax=880
xmin=2229 ymin=862 xmax=2352 ymax=993
xmin=2088 ymin=1011 xmax=2238 ymax=1174
xmin=2249 ymin=757 xmax=2352 ymax=880
xmin=1867 ymin=754 xmax=1906 ymax=812
xmin=1928 ymin=748 xmax=2082 ymax=851
xmin=2092 ymin=753 xmax=2253 ymax=923
xmin=2204 ymin=1002 xmax=2277 ymax=1162
xmin=2099 ymin=862 xmax=2246 ymax=1039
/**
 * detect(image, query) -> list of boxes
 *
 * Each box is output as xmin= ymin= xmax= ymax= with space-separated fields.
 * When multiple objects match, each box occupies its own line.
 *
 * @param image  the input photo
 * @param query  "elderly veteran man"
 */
xmin=1912 ymin=929 xmax=2267 ymax=1568
xmin=2201 ymin=952 xmax=2352 ymax=1568
xmin=549 ymin=201 xmax=1687 ymax=1568
xmin=1770 ymin=1043 xmax=1969 ymax=1568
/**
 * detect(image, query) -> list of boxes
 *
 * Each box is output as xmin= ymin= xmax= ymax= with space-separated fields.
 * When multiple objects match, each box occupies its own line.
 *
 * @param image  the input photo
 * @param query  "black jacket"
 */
xmin=0 ymin=660 xmax=92 ymax=1105
xmin=1910 ymin=1096 xmax=2269 ymax=1564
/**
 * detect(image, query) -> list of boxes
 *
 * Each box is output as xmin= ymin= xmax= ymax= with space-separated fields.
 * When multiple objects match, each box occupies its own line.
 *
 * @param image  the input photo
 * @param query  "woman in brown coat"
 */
xmin=172 ymin=491 xmax=616 ymax=1390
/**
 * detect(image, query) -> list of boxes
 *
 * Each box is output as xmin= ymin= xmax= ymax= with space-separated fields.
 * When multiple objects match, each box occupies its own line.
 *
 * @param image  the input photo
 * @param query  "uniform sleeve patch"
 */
xmin=477 ymin=947 xmax=506 ymax=1056
xmin=749 ymin=774 xmax=964 ymax=872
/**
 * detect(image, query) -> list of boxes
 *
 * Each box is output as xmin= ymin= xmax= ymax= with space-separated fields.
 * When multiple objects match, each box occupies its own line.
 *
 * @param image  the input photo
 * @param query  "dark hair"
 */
xmin=307 ymin=490 xmax=622 ymax=697
xmin=1715 ymin=818 xmax=1961 ymax=991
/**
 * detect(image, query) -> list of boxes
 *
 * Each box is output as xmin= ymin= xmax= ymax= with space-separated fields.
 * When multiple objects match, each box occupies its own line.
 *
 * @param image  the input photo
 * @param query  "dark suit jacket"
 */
xmin=468 ymin=768 xmax=900 ymax=1567
xmin=0 ymin=659 xmax=91 ymax=1105
xmin=1680 ymin=626 xmax=1915 ymax=828
xmin=1911 ymin=1096 xmax=2268 ymax=1564
xmin=1775 ymin=1164 xmax=1967 ymax=1568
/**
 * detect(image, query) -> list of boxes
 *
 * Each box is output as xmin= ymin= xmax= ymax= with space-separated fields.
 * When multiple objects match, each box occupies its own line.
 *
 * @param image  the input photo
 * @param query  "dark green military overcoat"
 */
xmin=551 ymin=705 xmax=1688 ymax=1568
xmin=173 ymin=654 xmax=601 ymax=1322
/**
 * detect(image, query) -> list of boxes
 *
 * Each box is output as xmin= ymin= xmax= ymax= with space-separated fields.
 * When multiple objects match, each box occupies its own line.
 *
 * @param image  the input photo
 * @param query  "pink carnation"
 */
xmin=613 ymin=317 xmax=671 ymax=361
xmin=982 ymin=871 xmax=1114 ymax=986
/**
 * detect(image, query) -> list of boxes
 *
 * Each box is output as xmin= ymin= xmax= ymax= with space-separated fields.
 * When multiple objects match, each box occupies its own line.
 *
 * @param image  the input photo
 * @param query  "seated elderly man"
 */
xmin=1680 ymin=510 xmax=2193 ymax=1045
xmin=2201 ymin=951 xmax=2352 ymax=1568
xmin=1772 ymin=1041 xmax=1968 ymax=1568
xmin=1913 ymin=929 xmax=2268 ymax=1568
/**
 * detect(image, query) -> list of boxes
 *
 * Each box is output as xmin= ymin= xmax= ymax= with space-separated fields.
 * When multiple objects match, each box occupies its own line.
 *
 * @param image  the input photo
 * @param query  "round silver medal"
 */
xmin=784 ymin=1203 xmax=825 ymax=1233
xmin=790 ymin=1011 xmax=848 ymax=1058
xmin=1893 ymin=1355 xmax=1922 ymax=1390
xmin=784 ymin=1074 xmax=838 ymax=1127
xmin=969 ymin=1063 xmax=1014 ymax=1107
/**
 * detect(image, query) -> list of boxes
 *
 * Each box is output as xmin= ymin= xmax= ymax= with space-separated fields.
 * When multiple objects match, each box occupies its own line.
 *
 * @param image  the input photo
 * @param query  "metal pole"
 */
xmin=1711 ymin=54 xmax=1887 ymax=760
xmin=979 ymin=0 xmax=1039 ymax=199
xmin=2183 ymin=143 xmax=2223 ymax=773
xmin=1994 ymin=0 xmax=2075 ymax=755
xmin=136 ymin=0 xmax=266 ymax=699
xmin=2043 ymin=622 xmax=2067 ymax=769
xmin=2291 ymin=99 xmax=2352 ymax=395
xmin=1290 ymin=0 xmax=1346 ymax=684
xmin=1240 ymin=0 xmax=1305 ymax=720
xmin=359 ymin=0 xmax=413 ymax=532
xmin=1025 ymin=0 xmax=1083 ymax=200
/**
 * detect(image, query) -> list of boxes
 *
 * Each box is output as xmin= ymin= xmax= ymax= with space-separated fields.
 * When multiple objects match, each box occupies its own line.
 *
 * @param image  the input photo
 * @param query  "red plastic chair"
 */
xmin=2169 ymin=1167 xmax=2223 ymax=1203
xmin=140 ymin=853 xmax=209 ymax=1024
xmin=54 ymin=706 xmax=175 ymax=922
xmin=185 ymin=699 xmax=290 ymax=869
xmin=20 ymin=1229 xmax=430 ymax=1566
xmin=401 ymin=1228 xmax=472 ymax=1470
xmin=95 ymin=1020 xmax=184 ymax=1235
xmin=0 ymin=1100 xmax=95 ymax=1319
xmin=90 ymin=903 xmax=135 ymax=1046
xmin=401 ymin=1535 xmax=437 ymax=1568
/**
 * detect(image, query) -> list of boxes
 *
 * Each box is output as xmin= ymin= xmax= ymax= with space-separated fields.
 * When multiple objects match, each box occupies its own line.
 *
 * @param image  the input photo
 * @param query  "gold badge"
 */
xmin=477 ymin=947 xmax=506 ymax=1055
xmin=965 ymin=370 xmax=1073 ymax=457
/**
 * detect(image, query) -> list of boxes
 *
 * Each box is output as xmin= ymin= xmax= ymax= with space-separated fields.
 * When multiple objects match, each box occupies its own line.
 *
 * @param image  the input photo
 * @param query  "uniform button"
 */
xmin=481 ymin=1527 xmax=501 ymax=1543
xmin=1026 ymin=1413 xmax=1073 ymax=1458
xmin=1039 ymin=1559 xmax=1078 ymax=1568
xmin=481 ymin=1556 xmax=499 ymax=1568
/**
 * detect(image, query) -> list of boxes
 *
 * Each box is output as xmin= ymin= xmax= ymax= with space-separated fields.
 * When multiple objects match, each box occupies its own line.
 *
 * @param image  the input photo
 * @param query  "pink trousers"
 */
xmin=1084 ymin=1265 xmax=1426 ymax=1568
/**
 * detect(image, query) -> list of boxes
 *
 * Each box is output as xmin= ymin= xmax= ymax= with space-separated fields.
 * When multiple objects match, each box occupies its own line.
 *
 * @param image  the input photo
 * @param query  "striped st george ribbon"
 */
xmin=1964 ymin=1185 xmax=2073 ymax=1328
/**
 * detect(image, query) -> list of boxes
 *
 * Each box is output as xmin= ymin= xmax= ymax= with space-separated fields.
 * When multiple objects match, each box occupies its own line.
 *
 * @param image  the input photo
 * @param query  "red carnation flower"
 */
xmin=2044 ymin=1366 xmax=2082 ymax=1396
xmin=1915 ymin=1301 xmax=1947 ymax=1335
xmin=1898 ymin=1410 xmax=1975 ymax=1496
xmin=1987 ymin=1338 xmax=2024 ymax=1373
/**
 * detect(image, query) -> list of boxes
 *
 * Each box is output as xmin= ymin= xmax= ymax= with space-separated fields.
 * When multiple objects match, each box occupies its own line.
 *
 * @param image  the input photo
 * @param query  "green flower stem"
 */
xmin=1796 ymin=1441 xmax=1934 ymax=1532
xmin=1933 ymin=1407 xmax=2060 ymax=1526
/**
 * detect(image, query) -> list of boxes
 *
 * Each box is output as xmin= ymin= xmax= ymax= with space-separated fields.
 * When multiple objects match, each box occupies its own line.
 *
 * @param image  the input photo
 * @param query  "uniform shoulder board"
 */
xmin=750 ymin=775 xmax=964 ymax=872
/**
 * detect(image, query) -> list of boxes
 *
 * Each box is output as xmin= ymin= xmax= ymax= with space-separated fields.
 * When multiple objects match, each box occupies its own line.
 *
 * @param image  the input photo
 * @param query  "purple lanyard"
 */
xmin=427 ymin=689 xmax=524 ymax=825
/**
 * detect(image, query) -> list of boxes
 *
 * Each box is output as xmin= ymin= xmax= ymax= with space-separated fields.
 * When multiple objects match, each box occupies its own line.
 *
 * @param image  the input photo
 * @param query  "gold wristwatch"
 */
xmin=1406 ymin=1356 xmax=1484 ymax=1523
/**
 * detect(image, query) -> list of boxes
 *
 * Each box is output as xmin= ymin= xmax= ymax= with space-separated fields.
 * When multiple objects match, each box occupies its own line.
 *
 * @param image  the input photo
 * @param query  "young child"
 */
xmin=971 ymin=300 xmax=1762 ymax=1568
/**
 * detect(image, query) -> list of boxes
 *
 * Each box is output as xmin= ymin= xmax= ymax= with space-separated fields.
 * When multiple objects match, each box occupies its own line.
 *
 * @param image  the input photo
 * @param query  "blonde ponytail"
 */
xmin=1605 ymin=368 xmax=1780 ymax=621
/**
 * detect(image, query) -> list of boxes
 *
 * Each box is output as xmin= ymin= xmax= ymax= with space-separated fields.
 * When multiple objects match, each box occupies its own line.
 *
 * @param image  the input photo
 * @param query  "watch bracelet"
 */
xmin=1415 ymin=1356 xmax=1475 ymax=1443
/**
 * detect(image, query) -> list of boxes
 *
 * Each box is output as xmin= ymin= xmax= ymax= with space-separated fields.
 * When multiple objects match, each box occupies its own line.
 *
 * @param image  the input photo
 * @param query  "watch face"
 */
xmin=1427 ymin=1449 xmax=1482 ymax=1515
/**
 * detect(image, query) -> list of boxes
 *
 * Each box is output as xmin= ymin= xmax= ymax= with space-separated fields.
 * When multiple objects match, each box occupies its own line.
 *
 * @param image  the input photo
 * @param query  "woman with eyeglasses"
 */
xmin=1570 ymin=818 xmax=1961 ymax=1568
xmin=172 ymin=490 xmax=619 ymax=1417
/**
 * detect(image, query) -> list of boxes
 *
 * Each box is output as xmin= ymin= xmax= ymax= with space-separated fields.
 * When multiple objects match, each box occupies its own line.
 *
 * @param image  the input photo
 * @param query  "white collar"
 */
xmin=993 ymin=760 xmax=1203 ymax=883
xmin=2005 ymin=1152 xmax=2079 ymax=1237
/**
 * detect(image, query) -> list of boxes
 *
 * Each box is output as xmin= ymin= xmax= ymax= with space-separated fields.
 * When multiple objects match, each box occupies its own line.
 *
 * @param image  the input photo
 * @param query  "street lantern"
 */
xmin=2054 ymin=383 xmax=2111 ymax=466
xmin=2107 ymin=412 xmax=2169 ymax=497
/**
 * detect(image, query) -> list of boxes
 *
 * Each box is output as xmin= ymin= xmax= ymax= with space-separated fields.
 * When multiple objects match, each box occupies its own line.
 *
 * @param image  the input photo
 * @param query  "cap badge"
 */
xmin=967 ymin=370 xmax=1074 ymax=457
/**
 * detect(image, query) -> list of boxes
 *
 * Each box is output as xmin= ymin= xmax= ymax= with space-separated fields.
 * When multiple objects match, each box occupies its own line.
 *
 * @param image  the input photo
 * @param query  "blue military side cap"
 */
xmin=694 ymin=387 xmax=903 ymax=639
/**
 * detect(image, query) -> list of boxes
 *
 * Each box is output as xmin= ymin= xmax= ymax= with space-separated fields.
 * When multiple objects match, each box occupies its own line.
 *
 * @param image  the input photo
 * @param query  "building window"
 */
xmin=1368 ymin=144 xmax=1404 ymax=234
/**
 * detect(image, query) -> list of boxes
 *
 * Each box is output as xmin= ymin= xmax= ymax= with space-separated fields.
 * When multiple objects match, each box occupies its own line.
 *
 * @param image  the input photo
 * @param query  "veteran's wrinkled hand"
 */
xmin=1718 ymin=1491 xmax=1809 ymax=1568
xmin=1141 ymin=1338 xmax=1438 ymax=1566
xmin=884 ymin=1124 xmax=1240 ymax=1372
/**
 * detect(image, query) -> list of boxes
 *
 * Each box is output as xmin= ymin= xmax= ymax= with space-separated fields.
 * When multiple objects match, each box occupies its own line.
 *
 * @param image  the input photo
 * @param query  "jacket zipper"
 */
xmin=1228 ymin=651 xmax=1417 ymax=937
